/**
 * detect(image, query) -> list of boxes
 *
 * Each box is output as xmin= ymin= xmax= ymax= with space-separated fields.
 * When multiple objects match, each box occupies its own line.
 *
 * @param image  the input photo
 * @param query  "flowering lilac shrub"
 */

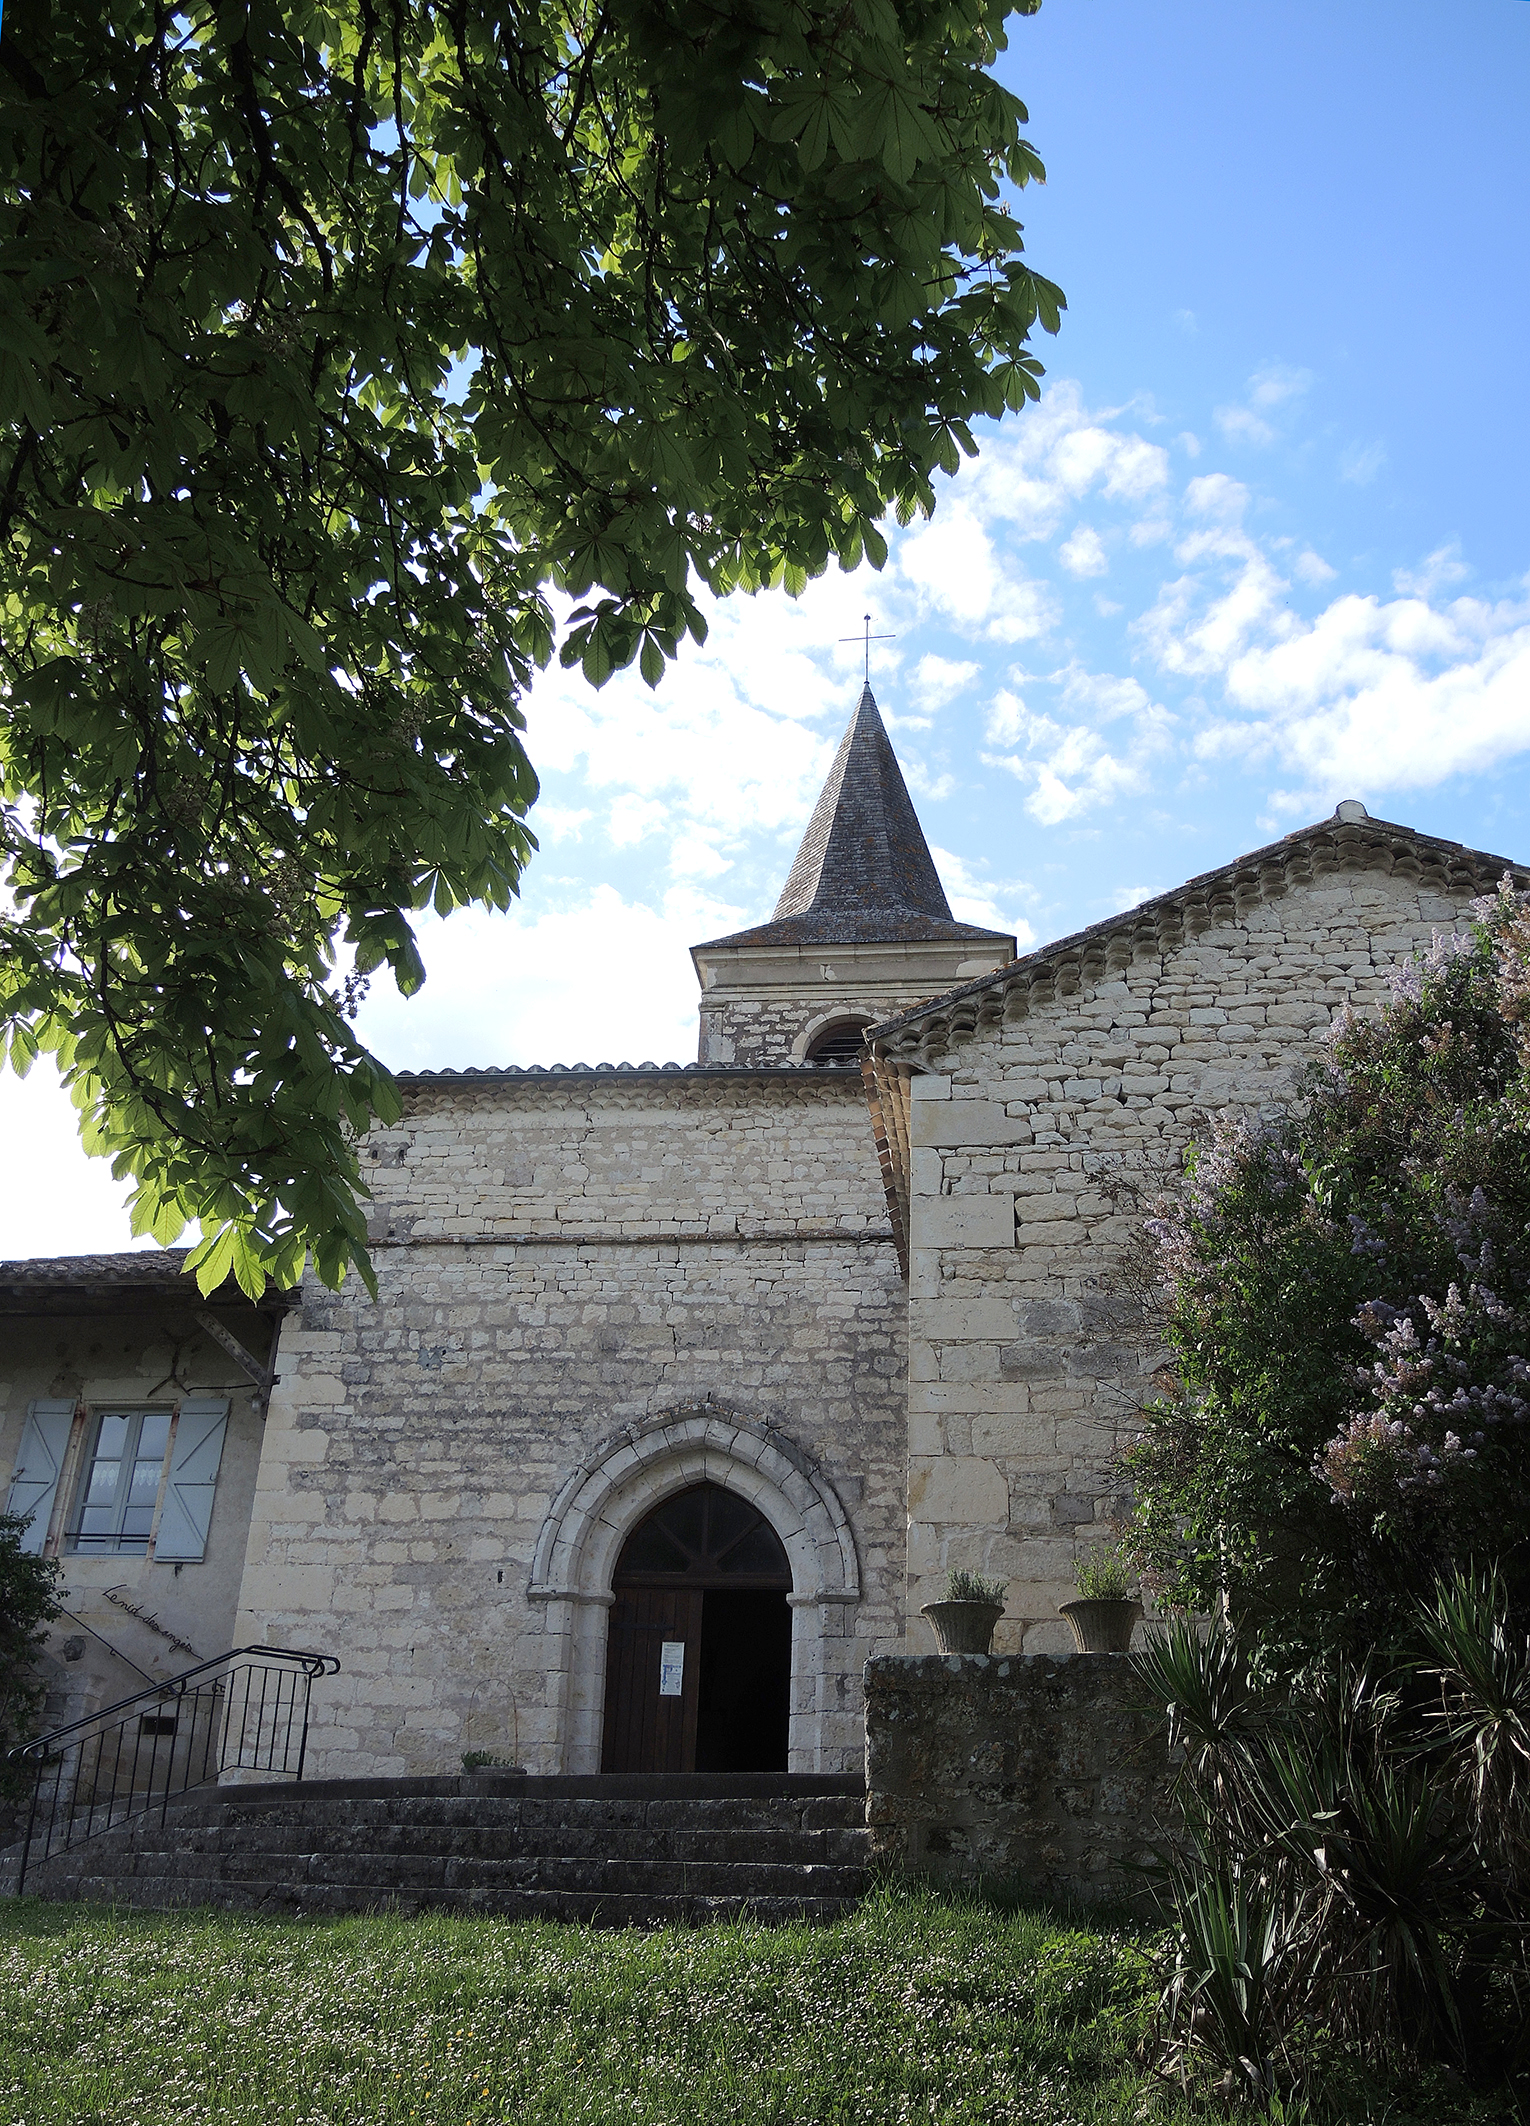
xmin=1121 ymin=882 xmax=1530 ymax=1656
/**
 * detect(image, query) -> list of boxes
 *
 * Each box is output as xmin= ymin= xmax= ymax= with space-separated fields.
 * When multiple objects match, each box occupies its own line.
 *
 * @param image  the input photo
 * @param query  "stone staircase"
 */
xmin=0 ymin=1771 xmax=871 ymax=1925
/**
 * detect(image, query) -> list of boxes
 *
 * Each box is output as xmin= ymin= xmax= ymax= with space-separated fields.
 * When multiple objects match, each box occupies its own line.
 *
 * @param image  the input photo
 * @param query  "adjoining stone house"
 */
xmin=4 ymin=684 xmax=1523 ymax=1783
xmin=0 ymin=1254 xmax=287 ymax=1726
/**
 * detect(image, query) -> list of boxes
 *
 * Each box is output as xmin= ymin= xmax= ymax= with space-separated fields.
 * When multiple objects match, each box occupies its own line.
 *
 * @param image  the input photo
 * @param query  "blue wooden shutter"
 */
xmin=155 ymin=1397 xmax=230 ymax=1561
xmin=4 ymin=1400 xmax=76 ymax=1554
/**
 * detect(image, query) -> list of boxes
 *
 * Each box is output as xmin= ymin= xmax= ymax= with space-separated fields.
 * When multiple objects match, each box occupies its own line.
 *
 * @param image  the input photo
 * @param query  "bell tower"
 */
xmin=691 ymin=683 xmax=1015 ymax=1066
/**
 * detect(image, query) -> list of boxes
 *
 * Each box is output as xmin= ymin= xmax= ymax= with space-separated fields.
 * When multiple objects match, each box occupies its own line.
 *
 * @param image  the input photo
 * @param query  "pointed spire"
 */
xmin=691 ymin=683 xmax=1013 ymax=951
xmin=772 ymin=684 xmax=954 ymax=926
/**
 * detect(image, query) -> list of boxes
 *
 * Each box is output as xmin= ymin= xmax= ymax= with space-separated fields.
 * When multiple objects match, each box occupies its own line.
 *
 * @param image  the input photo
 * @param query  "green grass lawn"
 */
xmin=0 ymin=1888 xmax=1517 ymax=2126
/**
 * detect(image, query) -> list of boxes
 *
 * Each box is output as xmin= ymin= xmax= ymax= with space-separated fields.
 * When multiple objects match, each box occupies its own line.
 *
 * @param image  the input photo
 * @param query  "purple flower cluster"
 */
xmin=1145 ymin=1110 xmax=1314 ymax=1299
xmin=1318 ymin=1412 xmax=1477 ymax=1504
xmin=1317 ymin=1272 xmax=1528 ymax=1506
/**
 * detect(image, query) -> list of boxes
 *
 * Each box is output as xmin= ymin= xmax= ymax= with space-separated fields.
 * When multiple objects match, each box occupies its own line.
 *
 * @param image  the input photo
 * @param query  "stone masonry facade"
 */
xmin=868 ymin=818 xmax=1529 ymax=1653
xmin=231 ymin=1069 xmax=908 ymax=1778
xmin=694 ymin=954 xmax=1006 ymax=1069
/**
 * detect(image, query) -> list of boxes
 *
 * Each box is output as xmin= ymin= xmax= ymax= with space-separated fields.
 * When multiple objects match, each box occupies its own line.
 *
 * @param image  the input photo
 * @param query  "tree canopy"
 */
xmin=1123 ymin=884 xmax=1530 ymax=1664
xmin=0 ymin=0 xmax=1061 ymax=1295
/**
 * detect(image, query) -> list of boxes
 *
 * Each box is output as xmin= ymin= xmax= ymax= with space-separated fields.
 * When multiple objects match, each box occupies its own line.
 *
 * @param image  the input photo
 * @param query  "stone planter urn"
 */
xmin=1059 ymin=1598 xmax=1142 ymax=1654
xmin=921 ymin=1600 xmax=1005 ymax=1655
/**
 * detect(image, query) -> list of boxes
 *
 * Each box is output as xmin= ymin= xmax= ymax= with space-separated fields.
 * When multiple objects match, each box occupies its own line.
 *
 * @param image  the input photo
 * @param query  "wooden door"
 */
xmin=600 ymin=1585 xmax=702 ymax=1773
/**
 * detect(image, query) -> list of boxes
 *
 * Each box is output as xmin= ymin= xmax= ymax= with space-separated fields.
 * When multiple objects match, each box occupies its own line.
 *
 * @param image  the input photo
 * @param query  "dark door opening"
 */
xmin=601 ymin=1483 xmax=792 ymax=1775
xmin=696 ymin=1588 xmax=791 ymax=1773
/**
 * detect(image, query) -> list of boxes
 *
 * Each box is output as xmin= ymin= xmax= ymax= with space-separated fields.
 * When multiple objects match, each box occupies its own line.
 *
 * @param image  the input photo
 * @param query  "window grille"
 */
xmin=805 ymin=1019 xmax=869 ymax=1065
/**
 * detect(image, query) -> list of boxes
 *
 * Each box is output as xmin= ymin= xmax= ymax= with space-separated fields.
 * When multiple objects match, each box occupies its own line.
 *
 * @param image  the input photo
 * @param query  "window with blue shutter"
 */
xmin=4 ymin=1400 xmax=77 ymax=1554
xmin=70 ymin=1410 xmax=174 ymax=1554
xmin=154 ymin=1398 xmax=230 ymax=1562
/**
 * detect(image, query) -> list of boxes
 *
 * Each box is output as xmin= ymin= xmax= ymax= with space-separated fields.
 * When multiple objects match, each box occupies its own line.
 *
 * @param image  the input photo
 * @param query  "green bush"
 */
xmin=0 ymin=1510 xmax=61 ymax=1799
xmin=944 ymin=1569 xmax=1007 ymax=1606
xmin=1132 ymin=1569 xmax=1530 ymax=2108
xmin=1122 ymin=887 xmax=1530 ymax=1663
xmin=1073 ymin=1547 xmax=1133 ymax=1602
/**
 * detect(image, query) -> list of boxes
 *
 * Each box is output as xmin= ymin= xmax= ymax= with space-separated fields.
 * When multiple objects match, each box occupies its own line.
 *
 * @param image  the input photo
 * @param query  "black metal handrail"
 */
xmin=7 ymin=1644 xmax=340 ymax=1894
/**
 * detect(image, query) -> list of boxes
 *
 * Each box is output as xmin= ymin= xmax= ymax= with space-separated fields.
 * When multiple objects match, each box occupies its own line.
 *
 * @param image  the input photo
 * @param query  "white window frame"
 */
xmin=67 ymin=1407 xmax=176 ymax=1556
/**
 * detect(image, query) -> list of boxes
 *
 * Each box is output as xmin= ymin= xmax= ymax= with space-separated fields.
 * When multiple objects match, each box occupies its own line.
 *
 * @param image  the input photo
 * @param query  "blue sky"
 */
xmin=6 ymin=0 xmax=1530 ymax=1255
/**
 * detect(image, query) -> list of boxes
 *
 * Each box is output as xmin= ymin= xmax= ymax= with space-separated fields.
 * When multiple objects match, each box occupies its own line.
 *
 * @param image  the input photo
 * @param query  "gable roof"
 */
xmin=694 ymin=684 xmax=1012 ymax=952
xmin=866 ymin=807 xmax=1528 ymax=1069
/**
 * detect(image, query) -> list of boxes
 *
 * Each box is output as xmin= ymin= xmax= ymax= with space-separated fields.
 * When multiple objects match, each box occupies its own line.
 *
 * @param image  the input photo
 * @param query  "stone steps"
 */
xmin=1 ymin=1773 xmax=872 ymax=1925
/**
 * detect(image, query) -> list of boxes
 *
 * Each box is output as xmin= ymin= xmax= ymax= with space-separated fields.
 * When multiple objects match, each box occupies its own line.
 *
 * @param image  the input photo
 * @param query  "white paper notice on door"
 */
xmin=658 ymin=1641 xmax=685 ymax=1697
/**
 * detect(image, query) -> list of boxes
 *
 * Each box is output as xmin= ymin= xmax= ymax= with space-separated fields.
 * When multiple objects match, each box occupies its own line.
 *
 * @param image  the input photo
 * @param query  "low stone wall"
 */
xmin=863 ymin=1653 xmax=1171 ymax=1906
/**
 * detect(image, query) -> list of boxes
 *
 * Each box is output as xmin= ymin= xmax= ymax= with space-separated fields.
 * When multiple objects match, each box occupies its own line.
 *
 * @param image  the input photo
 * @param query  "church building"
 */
xmin=4 ymin=685 xmax=1522 ymax=1782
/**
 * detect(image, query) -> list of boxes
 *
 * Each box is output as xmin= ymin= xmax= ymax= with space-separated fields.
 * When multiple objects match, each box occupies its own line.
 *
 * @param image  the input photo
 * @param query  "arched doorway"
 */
xmin=600 ymin=1481 xmax=792 ymax=1774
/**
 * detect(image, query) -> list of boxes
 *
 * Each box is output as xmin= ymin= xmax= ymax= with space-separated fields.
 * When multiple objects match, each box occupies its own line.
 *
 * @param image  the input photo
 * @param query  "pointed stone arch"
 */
xmin=528 ymin=1402 xmax=861 ymax=1772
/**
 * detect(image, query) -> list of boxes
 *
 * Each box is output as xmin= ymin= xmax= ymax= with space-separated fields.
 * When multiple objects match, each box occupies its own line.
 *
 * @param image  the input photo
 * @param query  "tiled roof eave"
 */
xmin=691 ymin=915 xmax=1016 ymax=954
xmin=395 ymin=1061 xmax=869 ymax=1088
xmin=0 ymin=1250 xmax=293 ymax=1308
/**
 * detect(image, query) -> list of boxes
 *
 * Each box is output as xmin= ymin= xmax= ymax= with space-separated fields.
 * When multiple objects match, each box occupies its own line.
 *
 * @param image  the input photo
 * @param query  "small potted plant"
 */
xmin=460 ymin=1750 xmax=527 ymax=1787
xmin=1059 ymin=1545 xmax=1142 ymax=1653
xmin=921 ymin=1569 xmax=1008 ymax=1655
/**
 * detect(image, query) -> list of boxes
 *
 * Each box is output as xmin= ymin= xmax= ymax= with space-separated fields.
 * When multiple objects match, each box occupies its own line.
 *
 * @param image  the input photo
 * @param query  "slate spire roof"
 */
xmin=695 ymin=684 xmax=1012 ymax=950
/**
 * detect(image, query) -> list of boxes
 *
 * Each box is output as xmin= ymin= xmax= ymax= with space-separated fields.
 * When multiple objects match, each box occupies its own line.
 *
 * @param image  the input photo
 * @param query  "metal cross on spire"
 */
xmin=839 ymin=612 xmax=896 ymax=683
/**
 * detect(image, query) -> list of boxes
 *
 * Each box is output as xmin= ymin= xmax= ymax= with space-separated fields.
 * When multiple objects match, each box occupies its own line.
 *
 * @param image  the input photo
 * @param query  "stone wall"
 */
xmin=697 ymin=991 xmax=912 ymax=1068
xmin=892 ymin=851 xmax=1502 ymax=1650
xmin=231 ymin=1067 xmax=909 ymax=1780
xmin=864 ymin=1652 xmax=1170 ymax=1904
xmin=691 ymin=939 xmax=1014 ymax=1067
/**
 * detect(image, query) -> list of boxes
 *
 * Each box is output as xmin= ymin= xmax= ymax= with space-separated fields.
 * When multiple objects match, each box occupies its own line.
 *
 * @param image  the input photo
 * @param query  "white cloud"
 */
xmin=1177 ymin=431 xmax=1202 ymax=458
xmin=1184 ymin=473 xmax=1250 ymax=522
xmin=607 ymin=794 xmax=668 ymax=846
xmin=1137 ymin=510 xmax=1530 ymax=801
xmin=982 ymin=666 xmax=1171 ymax=825
xmin=527 ymin=601 xmax=841 ymax=845
xmin=956 ymin=383 xmax=1170 ymax=540
xmin=896 ymin=502 xmax=1059 ymax=641
xmin=667 ymin=831 xmax=732 ymax=882
xmin=533 ymin=804 xmax=594 ymax=843
xmin=355 ymin=885 xmax=745 ymax=1073
xmin=928 ymin=845 xmax=1036 ymax=948
xmin=902 ymin=759 xmax=956 ymax=803
xmin=1129 ymin=515 xmax=1174 ymax=548
xmin=1249 ymin=364 xmax=1312 ymax=409
xmin=1294 ymin=550 xmax=1337 ymax=587
xmin=910 ymin=654 xmax=979 ymax=709
xmin=1136 ymin=533 xmax=1293 ymax=678
xmin=1060 ymin=525 xmax=1109 ymax=578
xmin=1340 ymin=439 xmax=1388 ymax=486
xmin=1213 ymin=364 xmax=1312 ymax=450
xmin=1215 ymin=404 xmax=1277 ymax=449
xmin=1394 ymin=544 xmax=1469 ymax=599
xmin=1213 ymin=588 xmax=1530 ymax=795
xmin=1108 ymin=883 xmax=1169 ymax=914
xmin=1173 ymin=309 xmax=1197 ymax=336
